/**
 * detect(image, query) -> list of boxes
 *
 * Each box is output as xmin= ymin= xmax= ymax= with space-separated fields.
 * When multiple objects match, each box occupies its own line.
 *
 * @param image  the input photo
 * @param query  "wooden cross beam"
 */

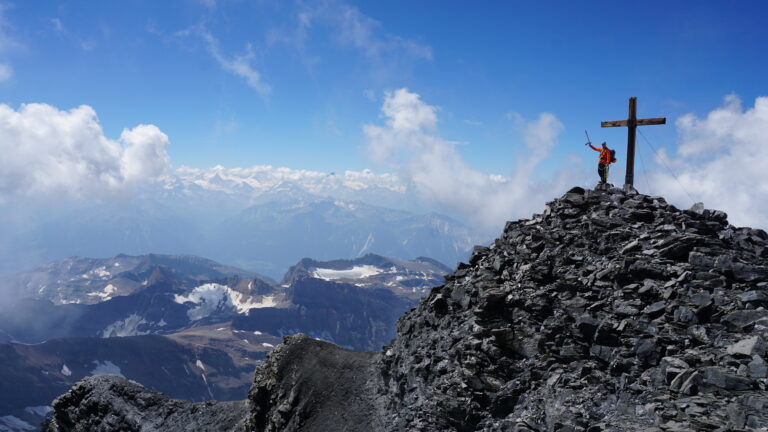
xmin=601 ymin=97 xmax=666 ymax=190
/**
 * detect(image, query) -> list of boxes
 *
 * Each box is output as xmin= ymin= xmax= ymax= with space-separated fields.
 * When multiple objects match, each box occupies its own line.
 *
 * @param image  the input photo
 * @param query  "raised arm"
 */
xmin=588 ymin=143 xmax=600 ymax=151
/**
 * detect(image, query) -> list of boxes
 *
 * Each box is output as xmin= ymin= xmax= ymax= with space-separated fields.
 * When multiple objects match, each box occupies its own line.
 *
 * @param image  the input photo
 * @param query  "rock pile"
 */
xmin=378 ymin=186 xmax=768 ymax=431
xmin=45 ymin=186 xmax=768 ymax=431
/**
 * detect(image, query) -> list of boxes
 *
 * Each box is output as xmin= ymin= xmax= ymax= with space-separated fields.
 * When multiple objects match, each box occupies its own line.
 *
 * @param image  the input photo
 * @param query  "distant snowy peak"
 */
xmin=172 ymin=165 xmax=406 ymax=197
xmin=286 ymin=254 xmax=450 ymax=299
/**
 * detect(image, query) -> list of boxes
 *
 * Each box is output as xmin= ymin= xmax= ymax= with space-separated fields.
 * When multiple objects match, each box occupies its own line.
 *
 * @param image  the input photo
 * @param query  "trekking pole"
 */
xmin=584 ymin=130 xmax=591 ymax=146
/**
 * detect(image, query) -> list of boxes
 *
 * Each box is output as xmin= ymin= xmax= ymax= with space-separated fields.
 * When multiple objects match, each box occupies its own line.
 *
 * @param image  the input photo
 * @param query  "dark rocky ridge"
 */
xmin=44 ymin=375 xmax=247 ymax=432
xmin=46 ymin=186 xmax=768 ymax=431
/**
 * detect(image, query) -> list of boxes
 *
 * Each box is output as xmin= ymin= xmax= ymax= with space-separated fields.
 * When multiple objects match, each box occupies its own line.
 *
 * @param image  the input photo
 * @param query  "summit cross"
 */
xmin=601 ymin=97 xmax=666 ymax=191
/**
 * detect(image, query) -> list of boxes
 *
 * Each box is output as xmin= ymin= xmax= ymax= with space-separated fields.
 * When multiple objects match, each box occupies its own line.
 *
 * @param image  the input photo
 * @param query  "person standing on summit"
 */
xmin=586 ymin=141 xmax=616 ymax=185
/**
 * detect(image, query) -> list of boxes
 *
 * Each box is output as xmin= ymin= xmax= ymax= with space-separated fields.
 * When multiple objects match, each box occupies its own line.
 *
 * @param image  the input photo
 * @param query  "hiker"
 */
xmin=586 ymin=141 xmax=615 ymax=184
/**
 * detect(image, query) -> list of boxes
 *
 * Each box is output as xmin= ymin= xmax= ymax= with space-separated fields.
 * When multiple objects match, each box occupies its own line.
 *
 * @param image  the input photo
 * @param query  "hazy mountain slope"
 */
xmin=0 ymin=253 xmax=263 ymax=306
xmin=0 ymin=266 xmax=280 ymax=344
xmin=213 ymin=198 xmax=476 ymax=277
xmin=1 ymin=182 xmax=482 ymax=280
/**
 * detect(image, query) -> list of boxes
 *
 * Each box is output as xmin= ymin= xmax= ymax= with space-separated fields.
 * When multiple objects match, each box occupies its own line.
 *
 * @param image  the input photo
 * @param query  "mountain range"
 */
xmin=0 ymin=252 xmax=450 ymax=431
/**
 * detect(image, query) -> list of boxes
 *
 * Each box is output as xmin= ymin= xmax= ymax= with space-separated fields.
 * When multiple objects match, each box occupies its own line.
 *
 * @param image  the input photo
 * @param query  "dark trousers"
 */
xmin=598 ymin=163 xmax=607 ymax=183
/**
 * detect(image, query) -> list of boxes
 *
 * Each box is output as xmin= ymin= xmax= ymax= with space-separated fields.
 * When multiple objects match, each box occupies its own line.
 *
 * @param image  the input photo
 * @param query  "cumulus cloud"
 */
xmin=199 ymin=30 xmax=271 ymax=97
xmin=0 ymin=103 xmax=170 ymax=201
xmin=649 ymin=94 xmax=768 ymax=228
xmin=365 ymin=88 xmax=571 ymax=232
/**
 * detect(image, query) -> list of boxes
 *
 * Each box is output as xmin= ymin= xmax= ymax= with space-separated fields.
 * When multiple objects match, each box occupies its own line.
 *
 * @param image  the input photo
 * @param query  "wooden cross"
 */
xmin=601 ymin=97 xmax=666 ymax=190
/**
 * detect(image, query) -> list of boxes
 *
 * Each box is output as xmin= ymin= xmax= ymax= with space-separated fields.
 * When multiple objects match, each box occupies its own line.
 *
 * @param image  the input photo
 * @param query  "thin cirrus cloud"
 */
xmin=174 ymin=25 xmax=271 ymax=97
xmin=0 ymin=103 xmax=171 ymax=202
xmin=198 ymin=29 xmax=271 ymax=97
xmin=364 ymin=88 xmax=573 ymax=232
xmin=48 ymin=17 xmax=97 ymax=51
xmin=177 ymin=0 xmax=429 ymax=96
xmin=270 ymin=0 xmax=432 ymax=66
xmin=0 ymin=62 xmax=10 ymax=81
xmin=0 ymin=2 xmax=19 ymax=82
xmin=649 ymin=94 xmax=768 ymax=228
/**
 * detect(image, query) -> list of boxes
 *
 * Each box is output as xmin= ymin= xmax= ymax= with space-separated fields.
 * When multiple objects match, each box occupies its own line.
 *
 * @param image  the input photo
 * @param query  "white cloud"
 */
xmin=0 ymin=62 xmax=10 ymax=81
xmin=120 ymin=125 xmax=171 ymax=184
xmin=0 ymin=103 xmax=171 ymax=201
xmin=649 ymin=94 xmax=768 ymax=228
xmin=199 ymin=30 xmax=271 ymax=97
xmin=365 ymin=88 xmax=570 ymax=231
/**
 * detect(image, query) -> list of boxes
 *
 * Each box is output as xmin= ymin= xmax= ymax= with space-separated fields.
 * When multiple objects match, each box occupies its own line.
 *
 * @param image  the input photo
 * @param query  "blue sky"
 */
xmin=2 ymin=0 xmax=768 ymax=226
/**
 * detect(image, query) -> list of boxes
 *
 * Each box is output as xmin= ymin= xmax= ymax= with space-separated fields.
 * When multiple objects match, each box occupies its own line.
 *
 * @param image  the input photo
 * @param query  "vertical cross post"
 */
xmin=601 ymin=97 xmax=666 ymax=191
xmin=626 ymin=97 xmax=637 ymax=187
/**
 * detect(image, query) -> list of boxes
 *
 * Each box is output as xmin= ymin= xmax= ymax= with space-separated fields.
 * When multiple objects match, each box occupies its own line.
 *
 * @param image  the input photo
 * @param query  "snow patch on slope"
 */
xmin=100 ymin=313 xmax=148 ymax=337
xmin=312 ymin=265 xmax=382 ymax=280
xmin=174 ymin=283 xmax=276 ymax=320
xmin=87 ymin=283 xmax=117 ymax=300
xmin=90 ymin=360 xmax=124 ymax=378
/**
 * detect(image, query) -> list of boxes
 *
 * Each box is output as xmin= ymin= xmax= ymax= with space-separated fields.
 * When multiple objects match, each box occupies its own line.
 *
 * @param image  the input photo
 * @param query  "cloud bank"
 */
xmin=365 ymin=88 xmax=572 ymax=231
xmin=649 ymin=94 xmax=768 ymax=228
xmin=0 ymin=103 xmax=170 ymax=201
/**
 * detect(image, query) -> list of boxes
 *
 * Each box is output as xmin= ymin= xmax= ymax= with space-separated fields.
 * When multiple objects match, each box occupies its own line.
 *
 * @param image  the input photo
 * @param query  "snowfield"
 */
xmin=90 ymin=360 xmax=124 ymax=378
xmin=312 ymin=265 xmax=382 ymax=280
xmin=87 ymin=283 xmax=117 ymax=300
xmin=174 ymin=283 xmax=277 ymax=320
xmin=100 ymin=313 xmax=149 ymax=338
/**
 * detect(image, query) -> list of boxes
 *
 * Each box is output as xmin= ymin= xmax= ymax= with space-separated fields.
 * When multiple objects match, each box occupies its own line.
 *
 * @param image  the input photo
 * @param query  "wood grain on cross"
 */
xmin=601 ymin=97 xmax=666 ymax=189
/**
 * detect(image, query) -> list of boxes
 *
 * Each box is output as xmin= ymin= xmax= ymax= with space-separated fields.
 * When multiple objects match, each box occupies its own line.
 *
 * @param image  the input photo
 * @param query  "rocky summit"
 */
xmin=46 ymin=186 xmax=768 ymax=431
